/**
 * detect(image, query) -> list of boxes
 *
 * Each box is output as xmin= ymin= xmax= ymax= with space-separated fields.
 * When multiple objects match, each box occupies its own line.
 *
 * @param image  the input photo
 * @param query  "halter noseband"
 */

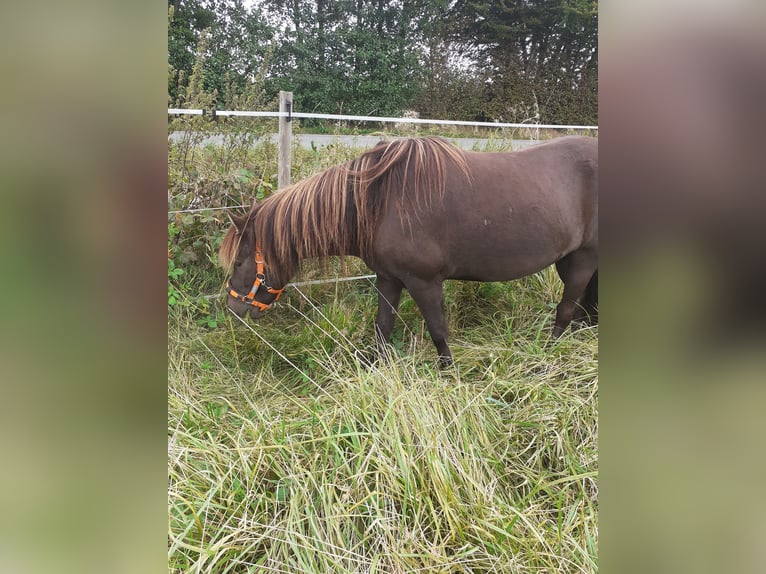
xmin=226 ymin=247 xmax=285 ymax=312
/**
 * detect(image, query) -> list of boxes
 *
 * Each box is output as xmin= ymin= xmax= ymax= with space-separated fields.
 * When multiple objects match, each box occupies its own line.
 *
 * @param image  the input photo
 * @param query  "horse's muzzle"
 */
xmin=226 ymin=297 xmax=266 ymax=320
xmin=248 ymin=306 xmax=266 ymax=320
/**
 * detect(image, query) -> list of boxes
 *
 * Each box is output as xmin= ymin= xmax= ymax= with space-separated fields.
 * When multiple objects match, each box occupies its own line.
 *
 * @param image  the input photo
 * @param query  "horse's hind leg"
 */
xmin=566 ymin=269 xmax=598 ymax=328
xmin=580 ymin=270 xmax=598 ymax=325
xmin=553 ymin=250 xmax=598 ymax=337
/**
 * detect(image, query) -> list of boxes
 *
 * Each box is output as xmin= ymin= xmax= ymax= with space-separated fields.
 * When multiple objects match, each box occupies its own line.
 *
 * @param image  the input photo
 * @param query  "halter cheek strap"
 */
xmin=226 ymin=248 xmax=285 ymax=311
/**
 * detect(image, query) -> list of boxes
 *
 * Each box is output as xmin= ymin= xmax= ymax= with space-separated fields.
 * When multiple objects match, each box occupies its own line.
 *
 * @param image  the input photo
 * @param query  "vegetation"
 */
xmin=169 ymin=253 xmax=598 ymax=572
xmin=169 ymin=267 xmax=597 ymax=572
xmin=168 ymin=0 xmax=598 ymax=126
xmin=169 ymin=8 xmax=598 ymax=569
xmin=168 ymin=132 xmax=598 ymax=571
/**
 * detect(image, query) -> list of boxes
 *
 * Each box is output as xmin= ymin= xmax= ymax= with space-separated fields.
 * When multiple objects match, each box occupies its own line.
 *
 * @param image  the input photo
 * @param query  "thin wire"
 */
xmin=290 ymin=275 xmax=418 ymax=355
xmin=363 ymin=275 xmax=418 ymax=342
xmin=219 ymin=273 xmax=417 ymax=344
xmin=287 ymin=285 xmax=361 ymax=352
xmin=169 ymin=205 xmax=249 ymax=215
xmin=197 ymin=337 xmax=236 ymax=381
xmin=199 ymin=274 xmax=377 ymax=300
xmin=226 ymin=309 xmax=345 ymax=410
xmin=288 ymin=274 xmax=376 ymax=287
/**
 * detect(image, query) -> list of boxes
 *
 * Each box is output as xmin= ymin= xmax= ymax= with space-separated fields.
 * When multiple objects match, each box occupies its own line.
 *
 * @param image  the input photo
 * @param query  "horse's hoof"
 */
xmin=438 ymin=356 xmax=454 ymax=369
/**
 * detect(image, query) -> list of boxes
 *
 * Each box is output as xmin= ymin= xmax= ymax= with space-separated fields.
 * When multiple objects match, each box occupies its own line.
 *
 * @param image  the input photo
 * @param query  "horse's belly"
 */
xmin=446 ymin=252 xmax=556 ymax=282
xmin=442 ymin=223 xmax=576 ymax=281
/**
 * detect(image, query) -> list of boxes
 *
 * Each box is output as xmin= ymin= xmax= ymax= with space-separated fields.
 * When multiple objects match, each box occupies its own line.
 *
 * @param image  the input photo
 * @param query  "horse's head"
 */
xmin=219 ymin=210 xmax=285 ymax=320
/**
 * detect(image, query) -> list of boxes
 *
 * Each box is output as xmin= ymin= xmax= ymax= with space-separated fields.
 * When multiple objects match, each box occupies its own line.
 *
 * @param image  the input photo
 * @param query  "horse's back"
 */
xmin=370 ymin=136 xmax=597 ymax=282
xmin=456 ymin=135 xmax=597 ymax=247
xmin=464 ymin=135 xmax=596 ymax=190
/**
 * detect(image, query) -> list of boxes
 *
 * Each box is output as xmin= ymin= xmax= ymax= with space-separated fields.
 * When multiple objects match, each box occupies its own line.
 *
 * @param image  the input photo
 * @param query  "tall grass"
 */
xmin=168 ymin=268 xmax=598 ymax=572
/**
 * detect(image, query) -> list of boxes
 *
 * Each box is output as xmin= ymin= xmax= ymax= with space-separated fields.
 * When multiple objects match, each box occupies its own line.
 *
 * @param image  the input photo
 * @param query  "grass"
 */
xmin=168 ymin=264 xmax=598 ymax=573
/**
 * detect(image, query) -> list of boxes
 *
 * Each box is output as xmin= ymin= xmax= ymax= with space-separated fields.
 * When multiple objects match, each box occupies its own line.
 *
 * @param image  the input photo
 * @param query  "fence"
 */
xmin=168 ymin=94 xmax=597 ymax=291
xmin=169 ymin=91 xmax=598 ymax=190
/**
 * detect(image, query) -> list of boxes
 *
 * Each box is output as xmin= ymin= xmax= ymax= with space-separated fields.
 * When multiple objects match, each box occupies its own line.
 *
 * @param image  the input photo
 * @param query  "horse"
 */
xmin=219 ymin=136 xmax=598 ymax=366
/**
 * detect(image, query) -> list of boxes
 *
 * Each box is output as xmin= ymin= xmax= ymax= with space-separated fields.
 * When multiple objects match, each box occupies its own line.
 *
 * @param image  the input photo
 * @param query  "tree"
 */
xmin=167 ymin=0 xmax=597 ymax=124
xmin=168 ymin=0 xmax=274 ymax=107
xmin=450 ymin=0 xmax=598 ymax=125
xmin=262 ymin=0 xmax=432 ymax=116
xmin=168 ymin=0 xmax=216 ymax=104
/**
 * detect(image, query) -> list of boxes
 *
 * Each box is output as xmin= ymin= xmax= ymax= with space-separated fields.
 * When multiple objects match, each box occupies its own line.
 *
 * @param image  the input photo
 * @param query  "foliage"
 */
xmin=448 ymin=0 xmax=598 ymax=125
xmin=168 ymin=0 xmax=274 ymax=106
xmin=168 ymin=0 xmax=216 ymax=104
xmin=167 ymin=0 xmax=597 ymax=125
xmin=168 ymin=100 xmax=597 ymax=569
xmin=260 ymin=0 xmax=429 ymax=117
xmin=168 ymin=28 xmax=280 ymax=307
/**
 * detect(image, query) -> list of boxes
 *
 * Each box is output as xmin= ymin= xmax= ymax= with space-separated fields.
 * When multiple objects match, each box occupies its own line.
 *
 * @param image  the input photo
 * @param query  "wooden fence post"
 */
xmin=278 ymin=91 xmax=292 ymax=190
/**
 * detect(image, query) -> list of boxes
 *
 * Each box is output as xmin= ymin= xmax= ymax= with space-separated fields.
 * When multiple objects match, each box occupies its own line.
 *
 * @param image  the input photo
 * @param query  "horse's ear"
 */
xmin=227 ymin=212 xmax=248 ymax=234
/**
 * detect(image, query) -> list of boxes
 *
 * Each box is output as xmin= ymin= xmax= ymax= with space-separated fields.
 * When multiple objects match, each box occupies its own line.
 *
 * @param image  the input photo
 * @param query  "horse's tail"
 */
xmin=582 ymin=269 xmax=598 ymax=324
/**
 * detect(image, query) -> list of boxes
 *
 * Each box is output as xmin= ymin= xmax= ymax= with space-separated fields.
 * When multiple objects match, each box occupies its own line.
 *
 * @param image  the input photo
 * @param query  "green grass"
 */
xmin=168 ymin=265 xmax=598 ymax=573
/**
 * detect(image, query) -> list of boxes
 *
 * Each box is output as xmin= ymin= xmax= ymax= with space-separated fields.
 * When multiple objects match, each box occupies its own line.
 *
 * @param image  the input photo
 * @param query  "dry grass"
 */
xmin=168 ymin=267 xmax=598 ymax=572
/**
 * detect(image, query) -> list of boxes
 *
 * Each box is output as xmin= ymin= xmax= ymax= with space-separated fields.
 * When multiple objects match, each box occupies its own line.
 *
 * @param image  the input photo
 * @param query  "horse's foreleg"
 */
xmin=404 ymin=278 xmax=453 ymax=367
xmin=553 ymin=250 xmax=598 ymax=337
xmin=374 ymin=276 xmax=403 ymax=360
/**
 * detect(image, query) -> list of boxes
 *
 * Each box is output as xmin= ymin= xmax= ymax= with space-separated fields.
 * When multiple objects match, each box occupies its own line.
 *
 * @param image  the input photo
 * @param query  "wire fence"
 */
xmin=169 ymin=105 xmax=597 ymax=290
xmin=200 ymin=274 xmax=378 ymax=300
xmin=168 ymin=205 xmax=250 ymax=215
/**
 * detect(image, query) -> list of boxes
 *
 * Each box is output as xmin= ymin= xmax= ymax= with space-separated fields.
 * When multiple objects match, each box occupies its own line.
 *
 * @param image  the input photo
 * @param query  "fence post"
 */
xmin=278 ymin=91 xmax=292 ymax=190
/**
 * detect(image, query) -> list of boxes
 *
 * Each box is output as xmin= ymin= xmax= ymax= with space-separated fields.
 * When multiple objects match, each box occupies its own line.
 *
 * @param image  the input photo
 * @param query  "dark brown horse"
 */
xmin=219 ymin=136 xmax=597 ymax=366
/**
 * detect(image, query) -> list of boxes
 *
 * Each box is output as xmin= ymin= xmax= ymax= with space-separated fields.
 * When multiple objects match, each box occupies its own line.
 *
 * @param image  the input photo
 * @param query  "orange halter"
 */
xmin=225 ymin=247 xmax=285 ymax=311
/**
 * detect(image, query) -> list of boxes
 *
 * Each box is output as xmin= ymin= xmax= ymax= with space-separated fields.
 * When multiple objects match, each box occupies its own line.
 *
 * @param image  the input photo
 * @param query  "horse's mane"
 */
xmin=219 ymin=137 xmax=470 ymax=284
